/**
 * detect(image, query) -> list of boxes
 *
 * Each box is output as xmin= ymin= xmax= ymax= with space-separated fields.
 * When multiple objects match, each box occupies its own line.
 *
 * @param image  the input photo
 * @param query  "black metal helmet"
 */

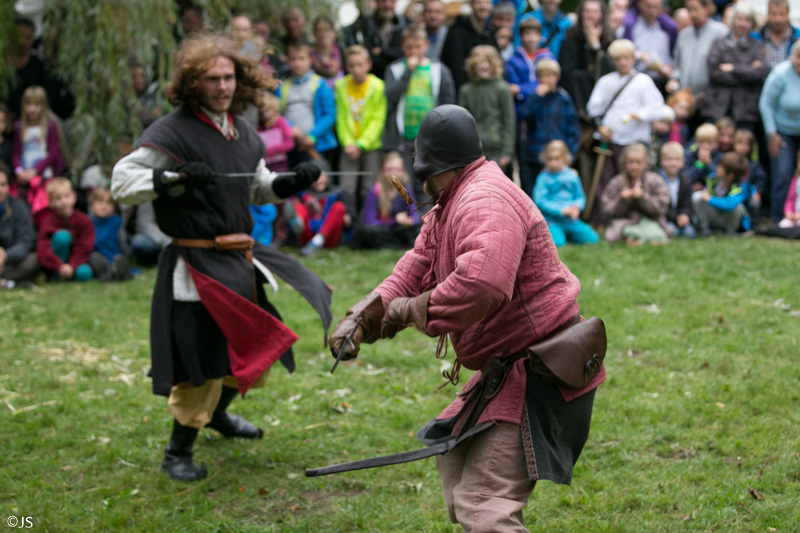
xmin=412 ymin=105 xmax=484 ymax=183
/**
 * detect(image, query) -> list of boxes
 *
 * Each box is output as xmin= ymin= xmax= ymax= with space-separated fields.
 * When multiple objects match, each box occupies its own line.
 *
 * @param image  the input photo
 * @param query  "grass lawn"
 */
xmin=1 ymin=237 xmax=799 ymax=532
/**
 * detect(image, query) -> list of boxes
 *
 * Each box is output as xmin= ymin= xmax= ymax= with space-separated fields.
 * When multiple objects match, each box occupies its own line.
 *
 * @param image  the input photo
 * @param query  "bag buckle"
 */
xmin=584 ymin=353 xmax=600 ymax=375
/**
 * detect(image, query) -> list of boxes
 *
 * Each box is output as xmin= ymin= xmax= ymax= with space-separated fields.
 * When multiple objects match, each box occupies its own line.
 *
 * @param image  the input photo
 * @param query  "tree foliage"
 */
xmin=0 ymin=0 xmax=17 ymax=96
xmin=2 ymin=0 xmax=336 ymax=174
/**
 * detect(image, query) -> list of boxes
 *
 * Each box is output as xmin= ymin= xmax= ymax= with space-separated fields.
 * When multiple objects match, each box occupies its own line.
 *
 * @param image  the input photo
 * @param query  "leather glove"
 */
xmin=381 ymin=290 xmax=432 ymax=339
xmin=154 ymin=162 xmax=216 ymax=194
xmin=273 ymin=161 xmax=321 ymax=198
xmin=328 ymin=293 xmax=385 ymax=360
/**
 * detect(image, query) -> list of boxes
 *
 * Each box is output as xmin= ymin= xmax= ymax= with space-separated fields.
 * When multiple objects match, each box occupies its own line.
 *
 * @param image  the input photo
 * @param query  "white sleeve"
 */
xmin=250 ymin=158 xmax=282 ymax=205
xmin=111 ymin=146 xmax=176 ymax=206
xmin=586 ymin=75 xmax=611 ymax=119
xmin=635 ymin=77 xmax=668 ymax=122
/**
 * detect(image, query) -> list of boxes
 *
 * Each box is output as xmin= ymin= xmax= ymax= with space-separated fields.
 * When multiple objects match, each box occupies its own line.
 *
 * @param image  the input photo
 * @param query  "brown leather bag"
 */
xmin=527 ymin=316 xmax=607 ymax=388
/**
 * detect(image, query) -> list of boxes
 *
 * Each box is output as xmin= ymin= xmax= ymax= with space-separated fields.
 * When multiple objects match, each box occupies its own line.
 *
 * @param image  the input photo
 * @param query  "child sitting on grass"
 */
xmin=349 ymin=151 xmax=420 ymax=250
xmin=36 ymin=177 xmax=94 ymax=281
xmin=685 ymin=123 xmax=723 ymax=190
xmin=0 ymin=162 xmax=39 ymax=288
xmin=692 ymin=151 xmax=755 ymax=236
xmin=532 ymin=140 xmax=598 ymax=247
xmin=658 ymin=142 xmax=695 ymax=238
xmin=732 ymin=128 xmax=767 ymax=224
xmin=283 ymin=160 xmax=355 ymax=256
xmin=601 ymin=142 xmax=671 ymax=245
xmin=87 ymin=187 xmax=132 ymax=282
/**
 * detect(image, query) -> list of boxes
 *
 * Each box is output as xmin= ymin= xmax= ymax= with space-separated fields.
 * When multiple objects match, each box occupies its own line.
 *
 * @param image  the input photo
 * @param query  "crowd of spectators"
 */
xmin=3 ymin=0 xmax=800 ymax=290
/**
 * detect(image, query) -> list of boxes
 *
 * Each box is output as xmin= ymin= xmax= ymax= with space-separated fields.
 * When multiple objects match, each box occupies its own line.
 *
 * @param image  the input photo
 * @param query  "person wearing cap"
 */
xmin=328 ymin=104 xmax=605 ymax=531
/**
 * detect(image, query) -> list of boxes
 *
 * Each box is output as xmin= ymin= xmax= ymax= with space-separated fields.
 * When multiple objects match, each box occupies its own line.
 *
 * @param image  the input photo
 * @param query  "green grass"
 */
xmin=1 ymin=237 xmax=799 ymax=532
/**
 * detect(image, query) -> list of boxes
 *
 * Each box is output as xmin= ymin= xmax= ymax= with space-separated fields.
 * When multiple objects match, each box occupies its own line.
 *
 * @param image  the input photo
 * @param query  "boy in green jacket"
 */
xmin=335 ymin=45 xmax=388 ymax=214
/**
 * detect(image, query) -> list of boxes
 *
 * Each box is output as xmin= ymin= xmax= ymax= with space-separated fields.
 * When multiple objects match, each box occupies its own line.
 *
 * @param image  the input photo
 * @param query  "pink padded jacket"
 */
xmin=376 ymin=157 xmax=606 ymax=428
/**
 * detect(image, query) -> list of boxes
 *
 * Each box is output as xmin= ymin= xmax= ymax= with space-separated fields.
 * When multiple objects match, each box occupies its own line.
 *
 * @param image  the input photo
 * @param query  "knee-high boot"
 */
xmin=205 ymin=386 xmax=263 ymax=439
xmin=161 ymin=419 xmax=208 ymax=481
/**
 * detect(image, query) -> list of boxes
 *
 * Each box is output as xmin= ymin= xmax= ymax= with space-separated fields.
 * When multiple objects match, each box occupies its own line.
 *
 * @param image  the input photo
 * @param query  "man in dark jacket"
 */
xmin=0 ymin=163 xmax=39 ymax=287
xmin=750 ymin=0 xmax=800 ymax=68
xmin=112 ymin=34 xmax=331 ymax=482
xmin=342 ymin=0 xmax=412 ymax=79
xmin=440 ymin=0 xmax=497 ymax=90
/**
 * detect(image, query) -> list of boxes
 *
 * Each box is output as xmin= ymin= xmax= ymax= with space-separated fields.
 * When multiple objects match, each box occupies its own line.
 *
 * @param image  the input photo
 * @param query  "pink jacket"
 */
xmin=12 ymin=119 xmax=64 ymax=177
xmin=784 ymin=176 xmax=799 ymax=216
xmin=376 ymin=158 xmax=605 ymax=428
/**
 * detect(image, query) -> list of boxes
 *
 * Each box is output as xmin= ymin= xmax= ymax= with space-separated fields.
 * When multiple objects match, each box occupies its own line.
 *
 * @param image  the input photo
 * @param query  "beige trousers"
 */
xmin=167 ymin=369 xmax=270 ymax=429
xmin=435 ymin=422 xmax=536 ymax=533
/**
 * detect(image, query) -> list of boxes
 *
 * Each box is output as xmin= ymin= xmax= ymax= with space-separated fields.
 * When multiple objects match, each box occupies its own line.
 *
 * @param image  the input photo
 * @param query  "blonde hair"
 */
xmin=20 ymin=86 xmax=50 ymax=147
xmin=730 ymin=3 xmax=758 ymax=29
xmin=536 ymin=58 xmax=561 ymax=77
xmin=344 ymin=44 xmax=371 ymax=63
xmin=539 ymin=140 xmax=572 ymax=166
xmin=608 ymin=39 xmax=636 ymax=60
xmin=714 ymin=117 xmax=735 ymax=132
xmin=695 ymin=123 xmax=719 ymax=142
xmin=620 ymin=143 xmax=649 ymax=182
xmin=259 ymin=92 xmax=280 ymax=113
xmin=377 ymin=151 xmax=408 ymax=218
xmin=46 ymin=177 xmax=73 ymax=198
xmin=89 ymin=187 xmax=114 ymax=205
xmin=660 ymin=141 xmax=685 ymax=161
xmin=401 ymin=23 xmax=428 ymax=44
xmin=733 ymin=129 xmax=755 ymax=150
xmin=465 ymin=45 xmax=504 ymax=80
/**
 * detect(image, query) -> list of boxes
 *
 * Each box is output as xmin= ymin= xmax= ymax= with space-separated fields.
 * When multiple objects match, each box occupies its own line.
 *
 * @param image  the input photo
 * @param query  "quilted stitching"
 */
xmin=377 ymin=158 xmax=582 ymax=426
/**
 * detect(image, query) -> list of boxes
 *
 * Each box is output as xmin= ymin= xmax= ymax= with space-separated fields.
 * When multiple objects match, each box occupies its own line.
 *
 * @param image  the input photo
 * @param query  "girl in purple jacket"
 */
xmin=349 ymin=151 xmax=421 ymax=249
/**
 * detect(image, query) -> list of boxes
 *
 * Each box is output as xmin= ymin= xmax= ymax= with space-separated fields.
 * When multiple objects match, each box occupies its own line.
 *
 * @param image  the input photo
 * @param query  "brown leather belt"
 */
xmin=171 ymin=233 xmax=257 ymax=302
xmin=456 ymin=314 xmax=583 ymax=438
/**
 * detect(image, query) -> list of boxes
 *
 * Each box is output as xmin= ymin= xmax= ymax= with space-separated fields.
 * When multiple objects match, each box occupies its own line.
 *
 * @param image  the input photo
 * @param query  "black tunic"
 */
xmin=139 ymin=106 xmax=332 ymax=396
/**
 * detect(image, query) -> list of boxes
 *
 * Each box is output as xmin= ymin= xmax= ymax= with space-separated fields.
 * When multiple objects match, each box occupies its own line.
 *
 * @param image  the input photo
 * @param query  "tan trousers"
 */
xmin=435 ymin=422 xmax=536 ymax=532
xmin=167 ymin=369 xmax=270 ymax=429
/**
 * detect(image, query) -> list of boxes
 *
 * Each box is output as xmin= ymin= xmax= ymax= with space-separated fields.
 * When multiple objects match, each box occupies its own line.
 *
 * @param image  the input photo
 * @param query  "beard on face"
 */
xmin=422 ymin=179 xmax=438 ymax=198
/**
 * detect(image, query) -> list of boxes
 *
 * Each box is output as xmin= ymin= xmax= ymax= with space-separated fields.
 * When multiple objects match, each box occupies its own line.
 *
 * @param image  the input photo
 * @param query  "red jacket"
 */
xmin=376 ymin=157 xmax=605 ymax=427
xmin=36 ymin=209 xmax=95 ymax=271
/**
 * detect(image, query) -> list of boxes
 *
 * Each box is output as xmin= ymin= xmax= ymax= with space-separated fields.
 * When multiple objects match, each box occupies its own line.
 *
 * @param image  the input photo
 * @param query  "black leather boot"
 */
xmin=206 ymin=386 xmax=264 ymax=439
xmin=161 ymin=419 xmax=208 ymax=481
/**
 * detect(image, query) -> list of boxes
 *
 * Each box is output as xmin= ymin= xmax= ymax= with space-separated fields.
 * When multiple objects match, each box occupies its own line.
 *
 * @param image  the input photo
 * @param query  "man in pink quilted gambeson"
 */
xmin=329 ymin=105 xmax=605 ymax=532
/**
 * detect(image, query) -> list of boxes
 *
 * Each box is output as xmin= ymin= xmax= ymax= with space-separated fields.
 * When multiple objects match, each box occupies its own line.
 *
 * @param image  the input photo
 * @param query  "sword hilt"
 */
xmin=330 ymin=316 xmax=362 ymax=374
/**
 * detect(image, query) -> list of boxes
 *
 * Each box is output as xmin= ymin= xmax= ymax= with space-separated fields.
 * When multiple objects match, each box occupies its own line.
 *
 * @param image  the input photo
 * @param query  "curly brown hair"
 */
xmin=165 ymin=32 xmax=277 ymax=115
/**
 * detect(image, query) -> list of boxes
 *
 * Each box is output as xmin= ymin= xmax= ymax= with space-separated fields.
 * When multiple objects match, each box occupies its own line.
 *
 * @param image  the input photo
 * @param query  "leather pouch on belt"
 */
xmin=527 ymin=317 xmax=607 ymax=388
xmin=214 ymin=233 xmax=255 ymax=251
